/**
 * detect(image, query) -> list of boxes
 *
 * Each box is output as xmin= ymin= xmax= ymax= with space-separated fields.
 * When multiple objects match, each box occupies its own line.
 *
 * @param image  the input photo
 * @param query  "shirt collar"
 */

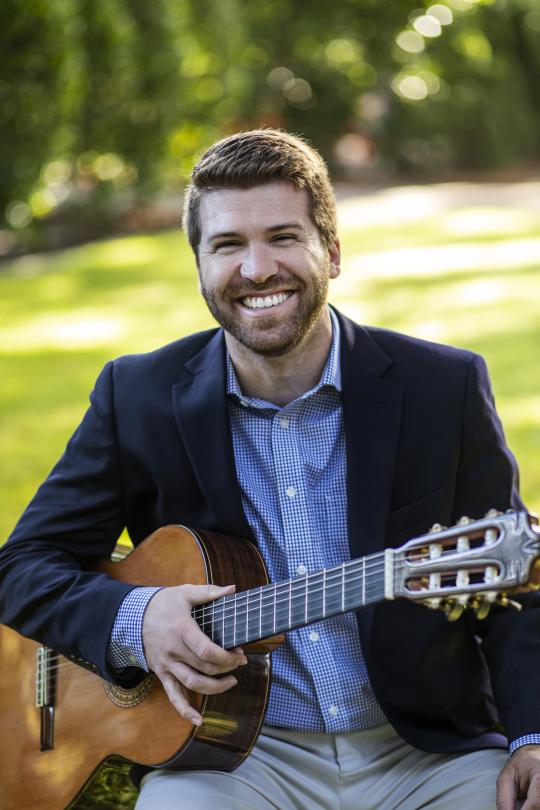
xmin=226 ymin=305 xmax=342 ymax=402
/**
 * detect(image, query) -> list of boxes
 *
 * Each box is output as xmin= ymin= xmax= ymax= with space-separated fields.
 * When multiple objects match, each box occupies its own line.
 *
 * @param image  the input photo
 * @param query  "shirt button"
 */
xmin=297 ymin=564 xmax=307 ymax=575
xmin=279 ymin=417 xmax=289 ymax=429
xmin=286 ymin=486 xmax=297 ymax=498
xmin=309 ymin=631 xmax=319 ymax=642
xmin=329 ymin=705 xmax=339 ymax=717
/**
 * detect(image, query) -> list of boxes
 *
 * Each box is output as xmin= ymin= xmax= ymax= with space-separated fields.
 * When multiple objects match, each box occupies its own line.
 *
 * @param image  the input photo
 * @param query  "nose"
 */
xmin=240 ymin=244 xmax=278 ymax=284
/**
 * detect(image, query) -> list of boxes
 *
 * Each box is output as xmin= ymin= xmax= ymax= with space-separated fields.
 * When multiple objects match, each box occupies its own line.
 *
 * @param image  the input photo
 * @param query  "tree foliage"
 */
xmin=1 ymin=0 xmax=539 ymax=246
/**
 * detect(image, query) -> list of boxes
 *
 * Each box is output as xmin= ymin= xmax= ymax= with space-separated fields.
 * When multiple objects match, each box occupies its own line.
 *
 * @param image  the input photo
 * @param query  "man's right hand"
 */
xmin=142 ymin=584 xmax=248 ymax=726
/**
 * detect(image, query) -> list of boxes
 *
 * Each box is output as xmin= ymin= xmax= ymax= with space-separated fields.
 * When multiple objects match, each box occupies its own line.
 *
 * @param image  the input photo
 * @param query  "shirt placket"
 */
xmin=271 ymin=399 xmax=348 ymax=731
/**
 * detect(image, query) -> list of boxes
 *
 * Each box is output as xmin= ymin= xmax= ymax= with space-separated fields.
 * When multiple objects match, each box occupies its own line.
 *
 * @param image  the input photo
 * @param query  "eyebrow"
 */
xmin=206 ymin=222 xmax=304 ymax=242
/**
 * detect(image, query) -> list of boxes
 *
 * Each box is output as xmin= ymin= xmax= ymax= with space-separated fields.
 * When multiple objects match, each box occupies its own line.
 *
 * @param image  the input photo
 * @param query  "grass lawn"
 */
xmin=1 ymin=190 xmax=539 ymax=544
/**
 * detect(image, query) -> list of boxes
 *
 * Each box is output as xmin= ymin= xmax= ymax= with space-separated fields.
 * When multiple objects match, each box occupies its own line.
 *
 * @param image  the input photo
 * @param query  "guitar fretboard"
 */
xmin=193 ymin=550 xmax=399 ymax=648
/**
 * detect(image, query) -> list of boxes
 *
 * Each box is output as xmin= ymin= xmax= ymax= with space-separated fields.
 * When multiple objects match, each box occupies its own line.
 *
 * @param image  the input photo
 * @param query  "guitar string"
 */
xmin=192 ymin=543 xmax=484 ymax=626
xmin=42 ymin=559 xmax=394 ymax=664
xmin=193 ymin=563 xmax=391 ymax=628
xmin=40 ymin=541 xmax=498 ymax=677
xmin=37 ymin=569 xmax=398 ymax=679
xmin=42 ymin=564 xmax=492 ymax=679
xmin=191 ymin=537 xmax=494 ymax=625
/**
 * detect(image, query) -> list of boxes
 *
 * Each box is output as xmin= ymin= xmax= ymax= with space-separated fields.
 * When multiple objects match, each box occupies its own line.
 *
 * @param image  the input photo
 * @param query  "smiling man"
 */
xmin=196 ymin=181 xmax=340 ymax=404
xmin=1 ymin=130 xmax=540 ymax=810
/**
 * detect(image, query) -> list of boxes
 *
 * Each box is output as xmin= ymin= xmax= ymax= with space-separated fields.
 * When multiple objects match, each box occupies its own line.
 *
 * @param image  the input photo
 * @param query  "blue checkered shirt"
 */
xmin=225 ymin=308 xmax=386 ymax=731
xmin=108 ymin=309 xmax=535 ymax=746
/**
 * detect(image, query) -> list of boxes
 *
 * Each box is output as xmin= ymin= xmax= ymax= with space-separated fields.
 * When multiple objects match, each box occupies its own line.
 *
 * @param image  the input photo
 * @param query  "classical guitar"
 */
xmin=1 ymin=509 xmax=539 ymax=810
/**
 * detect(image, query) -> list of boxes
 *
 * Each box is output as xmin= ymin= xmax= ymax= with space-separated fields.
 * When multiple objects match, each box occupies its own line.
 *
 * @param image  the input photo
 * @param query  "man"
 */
xmin=1 ymin=129 xmax=540 ymax=809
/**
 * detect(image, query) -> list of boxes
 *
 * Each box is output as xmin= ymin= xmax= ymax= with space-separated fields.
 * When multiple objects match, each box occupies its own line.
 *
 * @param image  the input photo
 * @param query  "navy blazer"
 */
xmin=0 ymin=308 xmax=535 ymax=754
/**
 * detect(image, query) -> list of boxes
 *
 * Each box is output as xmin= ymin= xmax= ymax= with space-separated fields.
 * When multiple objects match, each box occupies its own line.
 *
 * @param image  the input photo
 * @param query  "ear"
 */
xmin=328 ymin=238 xmax=341 ymax=279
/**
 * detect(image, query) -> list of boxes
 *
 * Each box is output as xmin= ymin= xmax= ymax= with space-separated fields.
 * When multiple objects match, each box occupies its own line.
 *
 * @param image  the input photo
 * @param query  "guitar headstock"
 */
xmin=392 ymin=509 xmax=540 ymax=620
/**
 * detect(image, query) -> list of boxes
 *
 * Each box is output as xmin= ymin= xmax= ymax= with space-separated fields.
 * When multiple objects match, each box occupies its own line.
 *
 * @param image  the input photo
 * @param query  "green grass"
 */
xmin=1 ymin=199 xmax=539 ymax=543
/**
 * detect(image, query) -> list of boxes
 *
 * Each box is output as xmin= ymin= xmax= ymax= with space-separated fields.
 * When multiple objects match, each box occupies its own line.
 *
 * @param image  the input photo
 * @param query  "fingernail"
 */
xmin=192 ymin=716 xmax=202 ymax=726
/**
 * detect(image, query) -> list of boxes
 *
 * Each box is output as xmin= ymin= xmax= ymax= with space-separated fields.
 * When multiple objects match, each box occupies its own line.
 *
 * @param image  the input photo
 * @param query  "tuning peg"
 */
xmin=442 ymin=600 xmax=465 ymax=622
xmin=485 ymin=508 xmax=502 ymax=518
xmin=429 ymin=523 xmax=447 ymax=533
xmin=497 ymin=594 xmax=522 ymax=611
xmin=468 ymin=597 xmax=491 ymax=620
xmin=458 ymin=516 xmax=472 ymax=525
xmin=424 ymin=597 xmax=442 ymax=610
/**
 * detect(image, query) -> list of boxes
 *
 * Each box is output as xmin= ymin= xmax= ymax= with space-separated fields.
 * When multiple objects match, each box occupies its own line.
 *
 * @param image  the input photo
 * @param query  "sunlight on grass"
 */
xmin=441 ymin=207 xmax=540 ymax=238
xmin=343 ymin=236 xmax=540 ymax=279
xmin=1 ymin=312 xmax=127 ymax=351
xmin=1 ymin=188 xmax=539 ymax=541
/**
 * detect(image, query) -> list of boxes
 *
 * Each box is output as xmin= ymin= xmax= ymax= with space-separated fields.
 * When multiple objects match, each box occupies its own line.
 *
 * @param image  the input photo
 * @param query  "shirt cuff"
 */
xmin=509 ymin=734 xmax=540 ymax=753
xmin=107 ymin=586 xmax=162 ymax=672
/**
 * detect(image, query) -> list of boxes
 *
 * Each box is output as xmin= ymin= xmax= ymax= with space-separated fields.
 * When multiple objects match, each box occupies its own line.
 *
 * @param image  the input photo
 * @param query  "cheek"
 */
xmin=200 ymin=260 xmax=233 ymax=291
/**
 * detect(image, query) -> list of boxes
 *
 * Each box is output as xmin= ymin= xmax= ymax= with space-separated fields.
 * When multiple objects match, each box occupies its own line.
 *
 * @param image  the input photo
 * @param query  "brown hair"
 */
xmin=183 ymin=129 xmax=337 ymax=256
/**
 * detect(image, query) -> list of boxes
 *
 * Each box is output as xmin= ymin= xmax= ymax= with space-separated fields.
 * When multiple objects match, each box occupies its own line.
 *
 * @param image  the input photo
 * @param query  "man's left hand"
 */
xmin=497 ymin=745 xmax=540 ymax=810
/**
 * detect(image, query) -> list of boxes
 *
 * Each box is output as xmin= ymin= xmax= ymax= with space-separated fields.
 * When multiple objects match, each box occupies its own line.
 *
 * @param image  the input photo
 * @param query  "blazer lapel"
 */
xmin=171 ymin=330 xmax=253 ymax=540
xmin=337 ymin=313 xmax=403 ymax=650
xmin=338 ymin=313 xmax=403 ymax=560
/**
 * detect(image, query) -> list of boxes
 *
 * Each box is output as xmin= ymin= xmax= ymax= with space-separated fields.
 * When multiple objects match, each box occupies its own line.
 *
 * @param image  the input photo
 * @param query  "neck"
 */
xmin=225 ymin=308 xmax=333 ymax=407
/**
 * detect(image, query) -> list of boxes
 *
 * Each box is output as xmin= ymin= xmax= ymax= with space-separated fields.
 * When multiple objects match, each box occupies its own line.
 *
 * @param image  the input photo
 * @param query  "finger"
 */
xmin=171 ymin=661 xmax=238 ymax=696
xmin=160 ymin=672 xmax=203 ymax=726
xmin=184 ymin=583 xmax=236 ymax=605
xmin=497 ymin=767 xmax=518 ymax=810
xmin=180 ymin=621 xmax=248 ymax=671
xmin=521 ymin=775 xmax=540 ymax=810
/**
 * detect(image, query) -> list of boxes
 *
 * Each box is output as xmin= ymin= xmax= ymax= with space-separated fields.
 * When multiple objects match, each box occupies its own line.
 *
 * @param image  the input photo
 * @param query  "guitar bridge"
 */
xmin=36 ymin=645 xmax=56 ymax=750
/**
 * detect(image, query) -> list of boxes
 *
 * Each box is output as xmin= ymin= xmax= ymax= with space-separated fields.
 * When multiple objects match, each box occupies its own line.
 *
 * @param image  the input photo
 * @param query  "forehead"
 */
xmin=198 ymin=182 xmax=313 ymax=238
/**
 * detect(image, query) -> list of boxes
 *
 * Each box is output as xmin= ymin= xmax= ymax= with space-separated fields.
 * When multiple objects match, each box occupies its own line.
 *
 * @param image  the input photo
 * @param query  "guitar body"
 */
xmin=2 ymin=509 xmax=537 ymax=809
xmin=0 ymin=526 xmax=275 ymax=810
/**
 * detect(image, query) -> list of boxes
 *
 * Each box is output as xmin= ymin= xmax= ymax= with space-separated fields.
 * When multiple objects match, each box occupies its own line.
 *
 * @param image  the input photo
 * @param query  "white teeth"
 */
xmin=243 ymin=292 xmax=291 ymax=310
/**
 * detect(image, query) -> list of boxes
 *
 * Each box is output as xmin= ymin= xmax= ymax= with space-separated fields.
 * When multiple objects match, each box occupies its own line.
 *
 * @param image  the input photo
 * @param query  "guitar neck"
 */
xmin=193 ymin=550 xmax=395 ymax=649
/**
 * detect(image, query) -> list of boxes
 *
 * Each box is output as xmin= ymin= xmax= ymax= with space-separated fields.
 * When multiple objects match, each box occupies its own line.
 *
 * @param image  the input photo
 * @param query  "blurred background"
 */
xmin=1 ymin=0 xmax=539 ymax=541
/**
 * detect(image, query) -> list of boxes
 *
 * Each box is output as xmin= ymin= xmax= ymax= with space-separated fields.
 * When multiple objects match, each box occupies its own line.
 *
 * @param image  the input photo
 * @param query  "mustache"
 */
xmin=227 ymin=275 xmax=298 ymax=296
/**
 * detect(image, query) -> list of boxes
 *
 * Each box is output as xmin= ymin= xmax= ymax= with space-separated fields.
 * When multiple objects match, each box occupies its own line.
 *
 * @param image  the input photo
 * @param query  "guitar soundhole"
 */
xmin=103 ymin=673 xmax=157 ymax=708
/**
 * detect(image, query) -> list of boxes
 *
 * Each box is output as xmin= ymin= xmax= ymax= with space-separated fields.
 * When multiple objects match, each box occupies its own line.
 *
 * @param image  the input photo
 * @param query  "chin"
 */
xmin=235 ymin=322 xmax=304 ymax=357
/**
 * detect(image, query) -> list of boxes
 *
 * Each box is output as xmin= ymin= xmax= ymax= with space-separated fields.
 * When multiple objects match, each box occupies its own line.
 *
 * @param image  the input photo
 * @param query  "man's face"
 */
xmin=197 ymin=182 xmax=340 ymax=357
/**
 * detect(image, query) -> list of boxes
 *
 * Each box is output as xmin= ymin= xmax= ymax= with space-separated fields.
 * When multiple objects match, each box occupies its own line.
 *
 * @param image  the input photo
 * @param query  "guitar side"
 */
xmin=0 ymin=526 xmax=273 ymax=810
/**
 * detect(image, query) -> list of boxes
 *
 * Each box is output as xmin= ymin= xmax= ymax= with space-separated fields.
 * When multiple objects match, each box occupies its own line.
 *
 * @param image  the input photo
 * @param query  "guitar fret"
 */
xmin=214 ymin=551 xmax=391 ymax=648
xmin=362 ymin=557 xmax=366 ymax=605
xmin=222 ymin=596 xmax=226 ymax=646
xmin=288 ymin=580 xmax=292 ymax=629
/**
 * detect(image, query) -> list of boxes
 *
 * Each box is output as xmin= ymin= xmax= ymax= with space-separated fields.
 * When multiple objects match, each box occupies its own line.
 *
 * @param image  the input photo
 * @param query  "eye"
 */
xmin=214 ymin=240 xmax=240 ymax=251
xmin=272 ymin=233 xmax=296 ymax=243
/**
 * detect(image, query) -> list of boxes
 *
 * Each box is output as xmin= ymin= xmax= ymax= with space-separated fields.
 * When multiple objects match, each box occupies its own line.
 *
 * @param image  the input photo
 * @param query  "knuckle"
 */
xmin=183 ymin=674 xmax=199 ymax=692
xmin=195 ymin=640 xmax=212 ymax=660
xmin=199 ymin=660 xmax=219 ymax=676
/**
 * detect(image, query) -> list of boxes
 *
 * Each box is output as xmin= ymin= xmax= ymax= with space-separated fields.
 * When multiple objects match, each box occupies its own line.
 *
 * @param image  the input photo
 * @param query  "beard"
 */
xmin=200 ymin=261 xmax=331 ymax=357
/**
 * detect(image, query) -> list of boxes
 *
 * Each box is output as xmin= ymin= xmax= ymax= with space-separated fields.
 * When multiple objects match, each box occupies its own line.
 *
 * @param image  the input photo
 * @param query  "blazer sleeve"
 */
xmin=452 ymin=352 xmax=523 ymax=521
xmin=0 ymin=362 xmax=135 ymax=682
xmin=455 ymin=354 xmax=540 ymax=743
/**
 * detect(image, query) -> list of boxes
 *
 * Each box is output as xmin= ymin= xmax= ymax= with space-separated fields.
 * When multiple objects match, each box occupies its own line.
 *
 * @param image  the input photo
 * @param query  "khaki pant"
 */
xmin=136 ymin=723 xmax=509 ymax=810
